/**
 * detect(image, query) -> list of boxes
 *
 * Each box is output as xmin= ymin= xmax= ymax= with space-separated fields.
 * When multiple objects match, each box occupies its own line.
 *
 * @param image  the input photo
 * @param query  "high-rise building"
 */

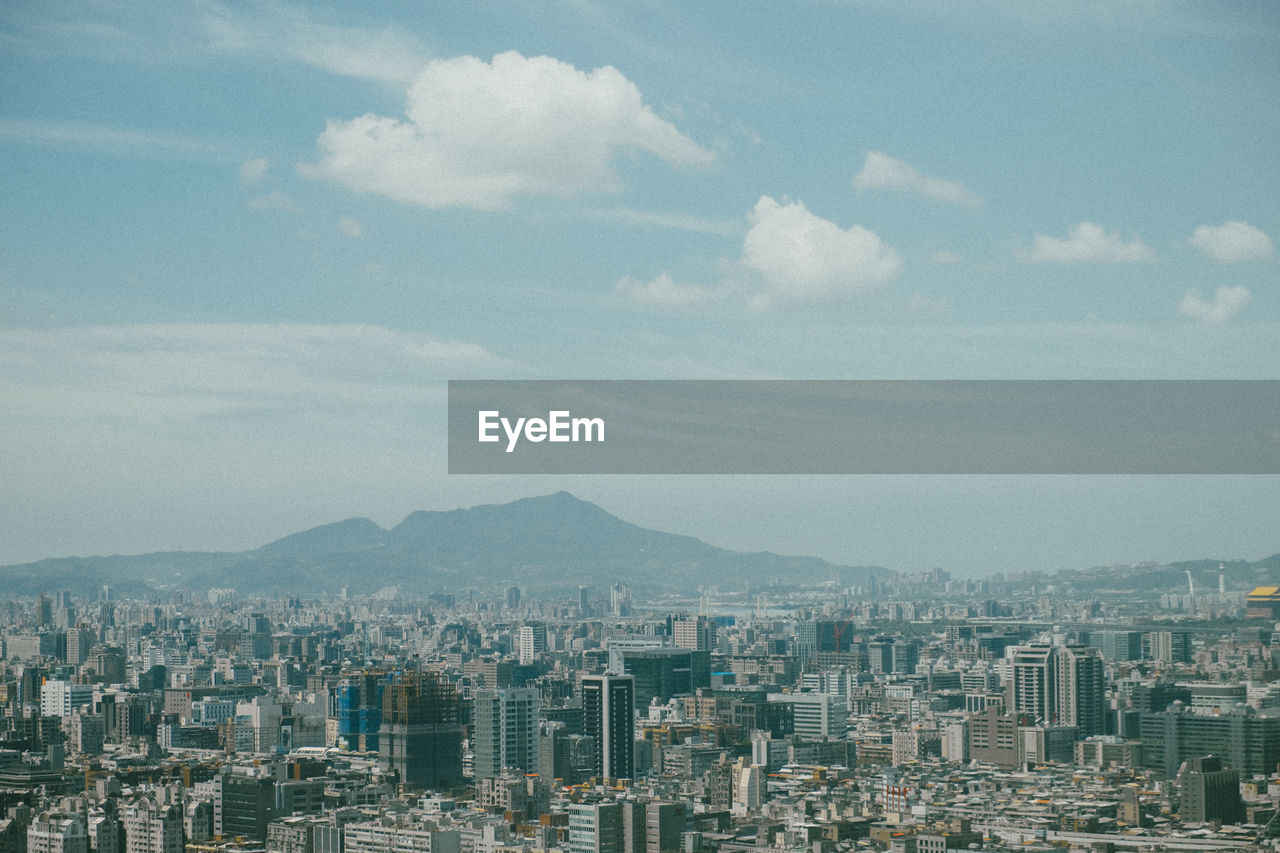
xmin=1055 ymin=645 xmax=1106 ymax=737
xmin=472 ymin=688 xmax=539 ymax=779
xmin=1178 ymin=755 xmax=1244 ymax=824
xmin=568 ymin=802 xmax=622 ymax=853
xmin=1140 ymin=706 xmax=1280 ymax=778
xmin=379 ymin=671 xmax=463 ymax=790
xmin=619 ymin=649 xmax=709 ymax=711
xmin=1007 ymin=644 xmax=1056 ymax=724
xmin=519 ymin=624 xmax=547 ymax=665
xmin=643 ymin=802 xmax=687 ymax=853
xmin=581 ymin=674 xmax=635 ymax=782
xmin=672 ymin=617 xmax=716 ymax=652
xmin=766 ymin=692 xmax=846 ymax=739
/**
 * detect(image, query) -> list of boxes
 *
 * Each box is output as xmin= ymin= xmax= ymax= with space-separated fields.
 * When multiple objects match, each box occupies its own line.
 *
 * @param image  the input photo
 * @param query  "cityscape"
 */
xmin=3 ymin=3 xmax=1278 ymax=853
xmin=2 ymin=494 xmax=1280 ymax=853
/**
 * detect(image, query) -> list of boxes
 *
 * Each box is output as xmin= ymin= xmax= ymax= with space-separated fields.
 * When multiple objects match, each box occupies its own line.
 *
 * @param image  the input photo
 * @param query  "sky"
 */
xmin=1 ymin=1 xmax=1278 ymax=578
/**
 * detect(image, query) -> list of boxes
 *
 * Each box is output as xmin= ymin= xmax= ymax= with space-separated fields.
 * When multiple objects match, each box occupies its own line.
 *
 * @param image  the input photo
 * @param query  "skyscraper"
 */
xmin=379 ymin=671 xmax=463 ymax=790
xmin=1055 ymin=644 xmax=1106 ymax=737
xmin=519 ymin=624 xmax=548 ymax=665
xmin=581 ymin=674 xmax=635 ymax=782
xmin=1007 ymin=644 xmax=1056 ymax=724
xmin=1006 ymin=643 xmax=1107 ymax=736
xmin=472 ymin=687 xmax=540 ymax=779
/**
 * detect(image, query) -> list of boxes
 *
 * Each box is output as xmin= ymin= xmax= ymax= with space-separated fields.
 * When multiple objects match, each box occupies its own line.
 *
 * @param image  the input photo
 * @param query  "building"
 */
xmin=1140 ymin=706 xmax=1280 ymax=778
xmin=122 ymin=797 xmax=182 ymax=853
xmin=40 ymin=681 xmax=93 ymax=719
xmin=620 ymin=649 xmax=709 ymax=711
xmin=1006 ymin=644 xmax=1055 ymax=724
xmin=766 ymin=692 xmax=845 ymax=739
xmin=1055 ymin=645 xmax=1105 ymax=737
xmin=672 ymin=617 xmax=716 ymax=652
xmin=1246 ymin=586 xmax=1280 ymax=619
xmin=471 ymin=687 xmax=539 ymax=779
xmin=519 ymin=624 xmax=547 ymax=665
xmin=1178 ymin=755 xmax=1244 ymax=824
xmin=343 ymin=821 xmax=459 ymax=853
xmin=27 ymin=813 xmax=88 ymax=853
xmin=581 ymin=674 xmax=635 ymax=782
xmin=379 ymin=671 xmax=463 ymax=790
xmin=568 ymin=802 xmax=622 ymax=853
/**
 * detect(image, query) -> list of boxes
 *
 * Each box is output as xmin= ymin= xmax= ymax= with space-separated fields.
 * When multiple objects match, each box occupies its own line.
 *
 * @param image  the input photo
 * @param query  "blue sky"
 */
xmin=1 ymin=1 xmax=1277 ymax=576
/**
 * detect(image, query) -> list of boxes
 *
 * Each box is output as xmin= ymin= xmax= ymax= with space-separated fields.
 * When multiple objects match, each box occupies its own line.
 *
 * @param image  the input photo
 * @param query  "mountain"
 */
xmin=0 ymin=492 xmax=877 ymax=597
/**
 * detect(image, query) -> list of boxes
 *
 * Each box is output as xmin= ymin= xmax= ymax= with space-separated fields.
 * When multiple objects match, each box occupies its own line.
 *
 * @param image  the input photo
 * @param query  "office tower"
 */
xmin=505 ymin=586 xmax=521 ymax=610
xmin=568 ymin=802 xmax=622 ymax=853
xmin=765 ymin=692 xmax=846 ymax=739
xmin=379 ymin=671 xmax=463 ymax=789
xmin=672 ymin=617 xmax=716 ymax=652
xmin=40 ymin=681 xmax=93 ymax=719
xmin=869 ymin=636 xmax=919 ymax=674
xmin=1178 ymin=755 xmax=1244 ymax=824
xmin=619 ymin=648 xmax=709 ymax=711
xmin=1007 ymin=644 xmax=1056 ymax=724
xmin=472 ymin=687 xmax=540 ymax=779
xmin=1055 ymin=644 xmax=1106 ymax=737
xmin=220 ymin=774 xmax=276 ymax=841
xmin=643 ymin=802 xmax=687 ymax=853
xmin=581 ymin=674 xmax=635 ymax=782
xmin=1146 ymin=630 xmax=1193 ymax=664
xmin=519 ymin=623 xmax=547 ymax=665
xmin=1091 ymin=630 xmax=1142 ymax=662
xmin=336 ymin=673 xmax=385 ymax=751
xmin=578 ymin=586 xmax=591 ymax=616
xmin=1140 ymin=705 xmax=1280 ymax=778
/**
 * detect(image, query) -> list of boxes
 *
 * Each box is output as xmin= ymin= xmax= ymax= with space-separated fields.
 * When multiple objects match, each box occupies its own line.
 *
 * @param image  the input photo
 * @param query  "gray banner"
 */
xmin=447 ymin=380 xmax=1280 ymax=474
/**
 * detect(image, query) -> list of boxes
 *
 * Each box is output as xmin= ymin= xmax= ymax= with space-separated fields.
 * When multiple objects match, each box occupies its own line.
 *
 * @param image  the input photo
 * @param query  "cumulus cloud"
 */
xmin=338 ymin=217 xmax=363 ymax=238
xmin=1189 ymin=221 xmax=1275 ymax=263
xmin=614 ymin=197 xmax=901 ymax=311
xmin=853 ymin=151 xmax=982 ymax=207
xmin=239 ymin=157 xmax=269 ymax=183
xmin=1019 ymin=222 xmax=1156 ymax=263
xmin=303 ymin=51 xmax=714 ymax=210
xmin=1179 ymin=285 xmax=1251 ymax=324
xmin=741 ymin=197 xmax=901 ymax=309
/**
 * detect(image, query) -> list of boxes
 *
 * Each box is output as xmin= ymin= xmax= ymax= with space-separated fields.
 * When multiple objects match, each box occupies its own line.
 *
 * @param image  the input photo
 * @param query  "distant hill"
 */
xmin=0 ymin=492 xmax=879 ymax=597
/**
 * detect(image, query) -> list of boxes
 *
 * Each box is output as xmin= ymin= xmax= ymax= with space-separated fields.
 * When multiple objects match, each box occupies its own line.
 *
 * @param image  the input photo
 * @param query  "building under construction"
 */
xmin=378 ymin=670 xmax=463 ymax=790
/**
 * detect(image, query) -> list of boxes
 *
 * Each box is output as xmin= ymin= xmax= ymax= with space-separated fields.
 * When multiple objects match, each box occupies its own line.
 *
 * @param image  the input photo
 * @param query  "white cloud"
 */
xmin=741 ymin=197 xmax=902 ymax=309
xmin=240 ymin=157 xmax=269 ymax=183
xmin=338 ymin=217 xmax=364 ymax=238
xmin=614 ymin=273 xmax=721 ymax=307
xmin=0 ymin=323 xmax=512 ymax=421
xmin=853 ymin=150 xmax=982 ymax=207
xmin=200 ymin=2 xmax=429 ymax=86
xmin=1179 ymin=285 xmax=1251 ymax=323
xmin=302 ymin=51 xmax=714 ymax=210
xmin=1189 ymin=221 xmax=1275 ymax=263
xmin=1019 ymin=222 xmax=1156 ymax=263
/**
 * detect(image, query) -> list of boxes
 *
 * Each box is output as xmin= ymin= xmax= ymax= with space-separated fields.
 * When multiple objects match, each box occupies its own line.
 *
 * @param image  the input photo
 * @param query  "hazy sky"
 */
xmin=2 ymin=2 xmax=1277 ymax=576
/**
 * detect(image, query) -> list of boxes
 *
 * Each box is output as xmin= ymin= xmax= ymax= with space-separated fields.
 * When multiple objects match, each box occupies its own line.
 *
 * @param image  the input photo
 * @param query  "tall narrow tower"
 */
xmin=581 ymin=673 xmax=635 ymax=783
